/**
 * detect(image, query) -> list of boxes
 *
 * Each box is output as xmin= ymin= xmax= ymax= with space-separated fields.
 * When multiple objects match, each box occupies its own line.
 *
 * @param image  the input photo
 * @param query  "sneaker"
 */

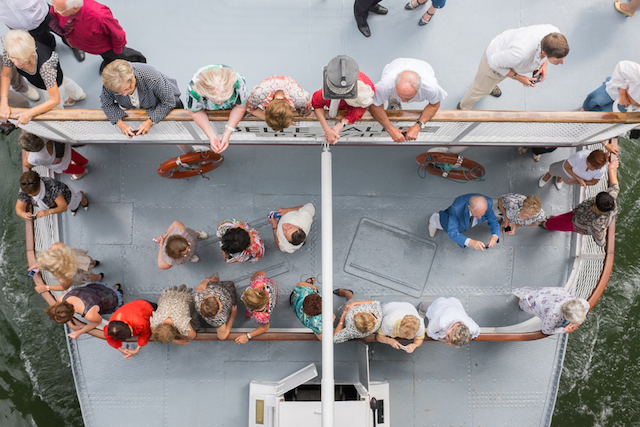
xmin=196 ymin=231 xmax=209 ymax=239
xmin=532 ymin=153 xmax=541 ymax=162
xmin=428 ymin=224 xmax=437 ymax=238
xmin=490 ymin=86 xmax=502 ymax=98
xmin=418 ymin=301 xmax=430 ymax=318
xmin=71 ymin=168 xmax=89 ymax=180
xmin=555 ymin=178 xmax=563 ymax=190
xmin=63 ymin=93 xmax=86 ymax=107
xmin=538 ymin=175 xmax=549 ymax=188
xmin=23 ymin=86 xmax=40 ymax=101
xmin=517 ymin=147 xmax=527 ymax=155
xmin=190 ymin=255 xmax=200 ymax=263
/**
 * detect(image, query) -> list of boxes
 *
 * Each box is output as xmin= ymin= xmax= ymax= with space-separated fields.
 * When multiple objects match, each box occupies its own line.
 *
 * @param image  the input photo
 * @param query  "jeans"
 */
xmin=582 ymin=77 xmax=615 ymax=112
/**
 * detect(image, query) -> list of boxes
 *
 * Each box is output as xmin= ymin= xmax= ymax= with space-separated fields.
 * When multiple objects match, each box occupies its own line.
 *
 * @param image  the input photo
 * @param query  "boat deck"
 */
xmin=12 ymin=0 xmax=639 ymax=425
xmin=62 ymin=143 xmax=573 ymax=427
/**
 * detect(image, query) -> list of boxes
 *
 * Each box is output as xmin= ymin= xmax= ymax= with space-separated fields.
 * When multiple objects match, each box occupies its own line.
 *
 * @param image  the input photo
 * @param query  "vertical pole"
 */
xmin=321 ymin=143 xmax=334 ymax=427
xmin=328 ymin=99 xmax=340 ymax=119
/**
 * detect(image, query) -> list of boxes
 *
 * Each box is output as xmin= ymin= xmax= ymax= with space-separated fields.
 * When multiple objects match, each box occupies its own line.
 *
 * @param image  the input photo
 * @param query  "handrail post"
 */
xmin=321 ymin=142 xmax=334 ymax=427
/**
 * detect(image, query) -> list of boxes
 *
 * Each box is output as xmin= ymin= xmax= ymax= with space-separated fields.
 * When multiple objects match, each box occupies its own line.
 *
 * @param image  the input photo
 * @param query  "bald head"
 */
xmin=395 ymin=71 xmax=420 ymax=102
xmin=468 ymin=196 xmax=488 ymax=219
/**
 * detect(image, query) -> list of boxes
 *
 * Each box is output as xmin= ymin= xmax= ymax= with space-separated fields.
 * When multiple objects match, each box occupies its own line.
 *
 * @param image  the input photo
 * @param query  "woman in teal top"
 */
xmin=187 ymin=64 xmax=248 ymax=154
xmin=290 ymin=278 xmax=324 ymax=340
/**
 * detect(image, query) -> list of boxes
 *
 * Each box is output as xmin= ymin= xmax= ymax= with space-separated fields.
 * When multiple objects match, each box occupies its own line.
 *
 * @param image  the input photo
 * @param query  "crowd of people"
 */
xmin=2 ymin=0 xmax=627 ymax=358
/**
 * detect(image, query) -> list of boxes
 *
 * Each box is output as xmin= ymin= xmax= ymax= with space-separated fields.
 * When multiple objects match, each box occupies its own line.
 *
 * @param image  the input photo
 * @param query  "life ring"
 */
xmin=157 ymin=151 xmax=224 ymax=179
xmin=416 ymin=152 xmax=485 ymax=181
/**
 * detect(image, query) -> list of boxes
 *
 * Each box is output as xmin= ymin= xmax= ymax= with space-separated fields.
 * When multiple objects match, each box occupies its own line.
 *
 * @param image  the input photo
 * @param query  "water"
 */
xmin=0 ymin=131 xmax=637 ymax=427
xmin=0 ymin=132 xmax=82 ymax=427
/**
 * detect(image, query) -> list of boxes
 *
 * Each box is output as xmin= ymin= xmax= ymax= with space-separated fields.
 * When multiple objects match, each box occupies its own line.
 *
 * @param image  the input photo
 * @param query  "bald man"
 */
xmin=370 ymin=58 xmax=447 ymax=143
xmin=429 ymin=194 xmax=500 ymax=250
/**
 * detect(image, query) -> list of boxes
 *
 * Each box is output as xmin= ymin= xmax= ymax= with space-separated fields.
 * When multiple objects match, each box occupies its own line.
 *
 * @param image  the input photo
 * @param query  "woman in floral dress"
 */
xmin=216 ymin=219 xmax=264 ymax=263
xmin=512 ymin=287 xmax=589 ymax=335
xmin=236 ymin=271 xmax=278 ymax=344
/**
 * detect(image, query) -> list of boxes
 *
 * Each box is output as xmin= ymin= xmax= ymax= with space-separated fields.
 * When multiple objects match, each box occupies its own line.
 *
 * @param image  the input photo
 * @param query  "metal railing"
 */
xmin=21 ymin=109 xmax=626 ymax=342
xmin=13 ymin=108 xmax=640 ymax=146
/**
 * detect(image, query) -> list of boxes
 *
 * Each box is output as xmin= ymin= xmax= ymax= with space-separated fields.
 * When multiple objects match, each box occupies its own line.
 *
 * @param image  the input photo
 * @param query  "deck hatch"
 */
xmin=344 ymin=218 xmax=436 ymax=297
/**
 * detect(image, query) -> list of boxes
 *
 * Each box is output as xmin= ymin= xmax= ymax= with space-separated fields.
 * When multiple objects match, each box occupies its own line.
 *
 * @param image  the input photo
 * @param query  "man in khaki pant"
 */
xmin=458 ymin=24 xmax=569 ymax=110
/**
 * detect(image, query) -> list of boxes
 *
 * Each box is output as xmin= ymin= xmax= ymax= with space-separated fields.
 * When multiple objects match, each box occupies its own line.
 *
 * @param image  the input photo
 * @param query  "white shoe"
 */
xmin=532 ymin=153 xmax=541 ymax=162
xmin=23 ymin=86 xmax=40 ymax=101
xmin=196 ymin=231 xmax=209 ymax=239
xmin=538 ymin=176 xmax=549 ymax=188
xmin=63 ymin=93 xmax=86 ymax=107
xmin=555 ymin=178 xmax=563 ymax=190
xmin=190 ymin=255 xmax=200 ymax=263
xmin=517 ymin=147 xmax=527 ymax=155
xmin=428 ymin=224 xmax=437 ymax=238
xmin=71 ymin=168 xmax=89 ymax=180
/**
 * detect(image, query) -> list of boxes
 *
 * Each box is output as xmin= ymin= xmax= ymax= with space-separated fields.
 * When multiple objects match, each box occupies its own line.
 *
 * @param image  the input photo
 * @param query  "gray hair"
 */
xmin=63 ymin=0 xmax=84 ymax=9
xmin=344 ymin=80 xmax=374 ymax=108
xmin=561 ymin=299 xmax=588 ymax=324
xmin=395 ymin=70 xmax=421 ymax=92
xmin=449 ymin=323 xmax=472 ymax=347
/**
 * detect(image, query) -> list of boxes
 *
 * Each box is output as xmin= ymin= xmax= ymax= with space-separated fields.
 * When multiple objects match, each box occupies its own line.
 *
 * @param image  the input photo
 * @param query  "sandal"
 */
xmin=405 ymin=0 xmax=427 ymax=10
xmin=93 ymin=260 xmax=100 ymax=267
xmin=305 ymin=277 xmax=316 ymax=285
xmin=614 ymin=1 xmax=635 ymax=17
xmin=98 ymin=272 xmax=104 ymax=281
xmin=419 ymin=10 xmax=434 ymax=26
xmin=333 ymin=288 xmax=354 ymax=298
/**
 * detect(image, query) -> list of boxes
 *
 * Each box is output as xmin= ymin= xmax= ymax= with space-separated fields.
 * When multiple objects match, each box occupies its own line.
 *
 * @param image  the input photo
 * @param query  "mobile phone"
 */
xmin=268 ymin=211 xmax=281 ymax=219
xmin=28 ymin=268 xmax=38 ymax=277
xmin=504 ymin=225 xmax=512 ymax=232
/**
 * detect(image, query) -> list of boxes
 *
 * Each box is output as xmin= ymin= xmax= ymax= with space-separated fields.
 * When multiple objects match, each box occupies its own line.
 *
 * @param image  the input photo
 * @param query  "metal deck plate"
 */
xmin=344 ymin=218 xmax=437 ymax=297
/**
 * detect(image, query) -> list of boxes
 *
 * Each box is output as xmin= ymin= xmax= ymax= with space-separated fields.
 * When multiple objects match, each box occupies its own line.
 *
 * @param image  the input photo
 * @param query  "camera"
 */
xmin=532 ymin=70 xmax=542 ymax=84
xmin=504 ymin=225 xmax=512 ymax=232
xmin=0 ymin=122 xmax=17 ymax=136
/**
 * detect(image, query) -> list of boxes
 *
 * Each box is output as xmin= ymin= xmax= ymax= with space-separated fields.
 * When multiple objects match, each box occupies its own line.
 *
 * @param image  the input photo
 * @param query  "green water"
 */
xmin=0 ymin=132 xmax=637 ymax=427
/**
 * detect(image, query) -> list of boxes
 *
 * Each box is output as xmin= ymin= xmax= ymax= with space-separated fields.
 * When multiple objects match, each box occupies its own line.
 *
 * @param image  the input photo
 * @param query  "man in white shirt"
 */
xmin=0 ymin=0 xmax=84 ymax=61
xmin=268 ymin=203 xmax=315 ymax=254
xmin=458 ymin=24 xmax=569 ymax=110
xmin=582 ymin=60 xmax=640 ymax=112
xmin=419 ymin=297 xmax=480 ymax=347
xmin=370 ymin=57 xmax=447 ymax=143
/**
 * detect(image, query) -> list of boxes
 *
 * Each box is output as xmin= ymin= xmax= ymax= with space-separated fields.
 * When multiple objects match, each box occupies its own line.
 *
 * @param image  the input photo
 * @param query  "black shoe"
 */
xmin=370 ymin=4 xmax=388 ymax=14
xmin=93 ymin=260 xmax=100 ymax=267
xmin=456 ymin=102 xmax=462 ymax=110
xmin=357 ymin=21 xmax=371 ymax=37
xmin=71 ymin=48 xmax=85 ymax=62
xmin=490 ymin=86 xmax=502 ymax=98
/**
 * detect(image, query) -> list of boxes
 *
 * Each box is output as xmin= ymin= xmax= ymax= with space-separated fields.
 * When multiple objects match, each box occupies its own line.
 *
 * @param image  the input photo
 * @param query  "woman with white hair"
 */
xmin=312 ymin=71 xmax=375 ymax=144
xmin=376 ymin=301 xmax=425 ymax=353
xmin=186 ymin=65 xmax=248 ymax=153
xmin=513 ymin=287 xmax=589 ymax=335
xmin=101 ymin=60 xmax=182 ymax=138
xmin=0 ymin=30 xmax=85 ymax=125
